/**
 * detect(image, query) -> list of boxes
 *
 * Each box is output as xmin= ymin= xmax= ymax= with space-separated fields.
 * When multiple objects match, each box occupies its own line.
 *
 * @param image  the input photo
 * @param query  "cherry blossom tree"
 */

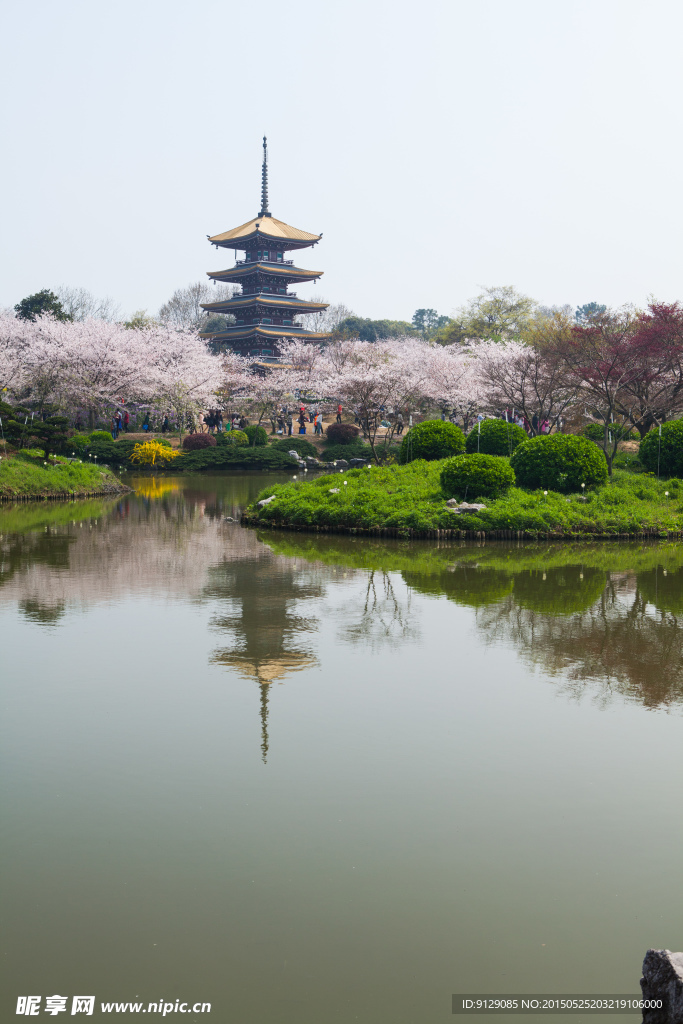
xmin=476 ymin=331 xmax=579 ymax=436
xmin=138 ymin=324 xmax=223 ymax=437
xmin=214 ymin=351 xmax=255 ymax=418
xmin=319 ymin=339 xmax=428 ymax=460
xmin=423 ymin=344 xmax=485 ymax=431
xmin=0 ymin=311 xmax=29 ymax=397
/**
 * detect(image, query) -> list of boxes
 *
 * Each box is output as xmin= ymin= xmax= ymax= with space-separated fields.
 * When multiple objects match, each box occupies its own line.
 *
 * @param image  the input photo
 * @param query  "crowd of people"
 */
xmin=93 ymin=400 xmax=554 ymax=444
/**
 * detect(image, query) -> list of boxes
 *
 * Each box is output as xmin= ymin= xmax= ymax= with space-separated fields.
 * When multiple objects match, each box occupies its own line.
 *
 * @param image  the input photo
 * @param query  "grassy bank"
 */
xmin=0 ymin=453 xmax=129 ymax=500
xmin=243 ymin=459 xmax=683 ymax=538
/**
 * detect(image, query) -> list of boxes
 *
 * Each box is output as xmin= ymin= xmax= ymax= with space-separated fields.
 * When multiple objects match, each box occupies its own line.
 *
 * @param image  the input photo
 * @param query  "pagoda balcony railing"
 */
xmin=235 ymin=290 xmax=298 ymax=298
xmin=234 ymin=258 xmax=294 ymax=267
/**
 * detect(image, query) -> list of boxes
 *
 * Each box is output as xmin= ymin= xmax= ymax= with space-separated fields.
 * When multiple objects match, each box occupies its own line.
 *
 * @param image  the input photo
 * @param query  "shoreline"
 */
xmin=0 ymin=455 xmax=131 ymax=502
xmin=241 ymin=516 xmax=682 ymax=542
xmin=0 ymin=486 xmax=131 ymax=503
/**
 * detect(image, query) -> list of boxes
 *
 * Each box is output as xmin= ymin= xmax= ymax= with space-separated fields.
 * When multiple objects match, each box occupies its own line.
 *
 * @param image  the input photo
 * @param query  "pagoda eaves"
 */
xmin=207 ymin=262 xmax=323 ymax=286
xmin=208 ymin=214 xmax=321 ymax=251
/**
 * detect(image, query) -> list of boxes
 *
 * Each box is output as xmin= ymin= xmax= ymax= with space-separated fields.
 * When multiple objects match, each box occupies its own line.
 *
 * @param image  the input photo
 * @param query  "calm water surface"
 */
xmin=1 ymin=473 xmax=681 ymax=1022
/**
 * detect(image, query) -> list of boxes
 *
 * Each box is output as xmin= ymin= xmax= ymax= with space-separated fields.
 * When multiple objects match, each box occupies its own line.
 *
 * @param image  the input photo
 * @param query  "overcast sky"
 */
xmin=1 ymin=0 xmax=681 ymax=322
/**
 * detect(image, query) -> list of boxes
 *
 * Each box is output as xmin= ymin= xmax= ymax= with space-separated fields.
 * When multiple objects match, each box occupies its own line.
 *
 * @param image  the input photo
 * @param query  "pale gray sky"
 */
xmin=1 ymin=0 xmax=681 ymax=322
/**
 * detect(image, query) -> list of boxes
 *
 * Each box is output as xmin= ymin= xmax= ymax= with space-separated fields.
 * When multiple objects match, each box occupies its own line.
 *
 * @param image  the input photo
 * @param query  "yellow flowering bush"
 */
xmin=129 ymin=441 xmax=184 ymax=467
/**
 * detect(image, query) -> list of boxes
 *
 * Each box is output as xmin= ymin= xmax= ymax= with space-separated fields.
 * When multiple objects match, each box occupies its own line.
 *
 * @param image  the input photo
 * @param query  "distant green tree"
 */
xmin=123 ymin=310 xmax=157 ymax=329
xmin=412 ymin=308 xmax=452 ymax=340
xmin=334 ymin=317 xmax=416 ymax=341
xmin=575 ymin=302 xmax=607 ymax=323
xmin=14 ymin=289 xmax=72 ymax=322
xmin=450 ymin=285 xmax=537 ymax=342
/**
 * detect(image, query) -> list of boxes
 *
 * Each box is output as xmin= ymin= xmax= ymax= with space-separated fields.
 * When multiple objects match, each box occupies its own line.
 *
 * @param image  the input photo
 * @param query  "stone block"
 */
xmin=641 ymin=949 xmax=683 ymax=1024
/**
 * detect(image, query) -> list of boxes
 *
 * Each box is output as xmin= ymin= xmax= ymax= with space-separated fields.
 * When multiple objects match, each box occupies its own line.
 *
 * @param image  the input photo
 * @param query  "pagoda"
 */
xmin=200 ymin=138 xmax=329 ymax=356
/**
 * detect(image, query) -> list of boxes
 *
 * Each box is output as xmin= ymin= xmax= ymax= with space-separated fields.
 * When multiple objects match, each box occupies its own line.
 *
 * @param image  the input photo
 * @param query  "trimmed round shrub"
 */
xmin=399 ymin=419 xmax=465 ymax=463
xmin=272 ymin=437 xmax=318 ymax=458
xmin=217 ymin=429 xmax=249 ymax=447
xmin=325 ymin=422 xmax=360 ymax=445
xmin=67 ymin=433 xmax=90 ymax=452
xmin=466 ymin=418 xmax=528 ymax=455
xmin=440 ymin=453 xmax=515 ymax=500
xmin=182 ymin=432 xmax=217 ymax=451
xmin=510 ymin=433 xmax=607 ymax=492
xmin=244 ymin=424 xmax=268 ymax=446
xmin=639 ymin=420 xmax=683 ymax=477
xmin=91 ymin=430 xmax=114 ymax=441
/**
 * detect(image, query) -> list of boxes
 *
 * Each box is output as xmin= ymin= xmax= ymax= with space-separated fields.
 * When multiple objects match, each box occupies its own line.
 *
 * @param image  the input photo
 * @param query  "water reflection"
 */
xmin=264 ymin=534 xmax=683 ymax=710
xmin=202 ymin=555 xmax=322 ymax=761
xmin=341 ymin=570 xmax=419 ymax=648
xmin=2 ymin=483 xmax=683 ymax=713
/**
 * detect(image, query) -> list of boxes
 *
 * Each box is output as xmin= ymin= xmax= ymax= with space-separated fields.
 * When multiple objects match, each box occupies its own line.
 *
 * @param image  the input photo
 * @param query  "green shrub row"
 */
xmin=175 ymin=446 xmax=297 ymax=472
xmin=270 ymin=437 xmax=319 ymax=458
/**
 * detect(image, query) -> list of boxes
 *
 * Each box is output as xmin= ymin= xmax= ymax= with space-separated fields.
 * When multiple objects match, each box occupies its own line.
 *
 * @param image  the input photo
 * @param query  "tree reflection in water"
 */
xmin=478 ymin=573 xmax=683 ymax=708
xmin=264 ymin=534 xmax=683 ymax=711
xmin=339 ymin=570 xmax=419 ymax=649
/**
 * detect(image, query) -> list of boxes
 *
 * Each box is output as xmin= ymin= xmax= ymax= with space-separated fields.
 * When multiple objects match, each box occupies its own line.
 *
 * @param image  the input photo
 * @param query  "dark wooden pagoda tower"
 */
xmin=200 ymin=138 xmax=329 ymax=356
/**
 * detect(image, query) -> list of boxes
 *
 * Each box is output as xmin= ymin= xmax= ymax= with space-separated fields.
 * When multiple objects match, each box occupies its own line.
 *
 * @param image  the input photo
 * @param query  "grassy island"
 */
xmin=243 ymin=459 xmax=683 ymax=539
xmin=0 ymin=451 xmax=130 ymax=501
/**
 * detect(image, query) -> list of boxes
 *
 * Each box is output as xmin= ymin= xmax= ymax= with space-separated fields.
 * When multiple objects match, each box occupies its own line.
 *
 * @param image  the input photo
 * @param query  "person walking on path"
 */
xmin=143 ymin=412 xmax=150 ymax=432
xmin=111 ymin=413 xmax=119 ymax=440
xmin=396 ymin=411 xmax=404 ymax=435
xmin=162 ymin=414 xmax=169 ymax=433
xmin=287 ymin=414 xmax=293 ymax=436
xmin=123 ymin=410 xmax=130 ymax=432
xmin=336 ymin=403 xmax=343 ymax=424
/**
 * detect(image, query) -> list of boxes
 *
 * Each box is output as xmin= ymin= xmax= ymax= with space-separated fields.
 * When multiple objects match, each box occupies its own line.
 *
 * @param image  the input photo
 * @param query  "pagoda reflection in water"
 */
xmin=203 ymin=552 xmax=323 ymax=761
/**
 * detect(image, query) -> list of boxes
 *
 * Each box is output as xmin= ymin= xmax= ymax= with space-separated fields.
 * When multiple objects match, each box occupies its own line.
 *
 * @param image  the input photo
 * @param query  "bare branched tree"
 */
xmin=57 ymin=286 xmax=121 ymax=322
xmin=158 ymin=281 xmax=236 ymax=330
xmin=297 ymin=298 xmax=355 ymax=336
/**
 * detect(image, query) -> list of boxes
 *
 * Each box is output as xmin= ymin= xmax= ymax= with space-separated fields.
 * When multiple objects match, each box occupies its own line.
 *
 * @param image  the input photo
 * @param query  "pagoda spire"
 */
xmin=259 ymin=682 xmax=270 ymax=763
xmin=259 ymin=135 xmax=270 ymax=217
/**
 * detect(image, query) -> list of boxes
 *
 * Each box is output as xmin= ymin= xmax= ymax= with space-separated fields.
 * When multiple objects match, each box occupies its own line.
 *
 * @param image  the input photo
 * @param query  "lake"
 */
xmin=1 ymin=472 xmax=681 ymax=1022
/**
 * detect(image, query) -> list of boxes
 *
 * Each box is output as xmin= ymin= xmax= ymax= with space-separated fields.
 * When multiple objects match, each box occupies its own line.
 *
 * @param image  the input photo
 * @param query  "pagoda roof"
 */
xmin=209 ymin=214 xmax=321 ymax=250
xmin=207 ymin=263 xmax=323 ymax=284
xmin=200 ymin=324 xmax=331 ymax=342
xmin=201 ymin=294 xmax=329 ymax=314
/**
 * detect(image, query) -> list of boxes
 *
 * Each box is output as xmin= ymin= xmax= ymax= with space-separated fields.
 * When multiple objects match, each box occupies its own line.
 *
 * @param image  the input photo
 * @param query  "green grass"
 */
xmin=243 ymin=459 xmax=683 ymax=538
xmin=0 ymin=454 xmax=128 ymax=499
